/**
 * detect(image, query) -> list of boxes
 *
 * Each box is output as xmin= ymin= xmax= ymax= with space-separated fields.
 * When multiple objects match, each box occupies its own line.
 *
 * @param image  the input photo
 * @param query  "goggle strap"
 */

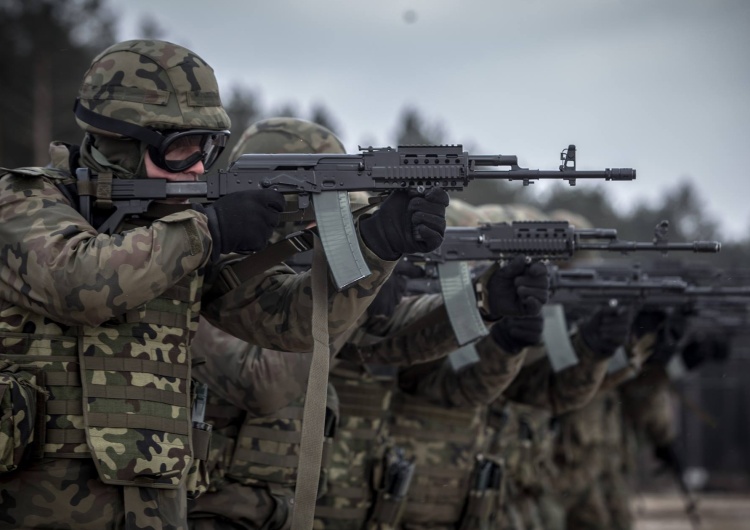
xmin=74 ymin=98 xmax=165 ymax=148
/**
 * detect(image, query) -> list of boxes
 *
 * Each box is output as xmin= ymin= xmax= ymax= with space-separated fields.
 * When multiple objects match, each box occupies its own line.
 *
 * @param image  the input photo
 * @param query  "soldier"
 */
xmin=0 ymin=40 xmax=450 ymax=529
xmin=476 ymin=206 xmax=633 ymax=530
xmin=314 ymin=199 xmax=553 ymax=530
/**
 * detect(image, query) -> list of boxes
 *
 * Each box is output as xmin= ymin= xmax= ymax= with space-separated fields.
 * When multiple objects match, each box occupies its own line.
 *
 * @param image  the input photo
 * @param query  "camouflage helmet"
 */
xmin=445 ymin=197 xmax=488 ymax=227
xmin=74 ymin=40 xmax=230 ymax=176
xmin=75 ymin=39 xmax=230 ymax=135
xmin=547 ymin=209 xmax=593 ymax=230
xmin=229 ymin=117 xmax=345 ymax=161
xmin=547 ymin=209 xmax=600 ymax=264
xmin=477 ymin=203 xmax=546 ymax=223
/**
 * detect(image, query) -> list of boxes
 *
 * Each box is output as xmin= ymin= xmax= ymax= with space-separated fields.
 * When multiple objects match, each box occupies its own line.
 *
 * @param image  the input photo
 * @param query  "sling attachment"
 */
xmin=209 ymin=230 xmax=316 ymax=300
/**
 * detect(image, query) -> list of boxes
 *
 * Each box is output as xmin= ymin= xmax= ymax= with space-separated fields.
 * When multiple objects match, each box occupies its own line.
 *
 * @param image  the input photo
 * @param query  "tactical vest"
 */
xmin=213 ymin=384 xmax=338 ymax=491
xmin=487 ymin=401 xmax=556 ymax=497
xmin=0 ymin=166 xmax=210 ymax=490
xmin=314 ymin=367 xmax=395 ymax=528
xmin=388 ymin=390 xmax=492 ymax=529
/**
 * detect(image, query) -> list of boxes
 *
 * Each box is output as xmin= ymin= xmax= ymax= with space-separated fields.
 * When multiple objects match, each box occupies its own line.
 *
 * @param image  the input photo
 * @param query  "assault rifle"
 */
xmin=548 ymin=266 xmax=691 ymax=306
xmin=76 ymin=144 xmax=634 ymax=289
xmin=403 ymin=221 xmax=720 ymax=346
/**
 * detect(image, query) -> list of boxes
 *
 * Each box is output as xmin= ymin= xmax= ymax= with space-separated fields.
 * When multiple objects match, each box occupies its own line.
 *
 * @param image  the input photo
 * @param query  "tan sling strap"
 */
xmin=291 ymin=238 xmax=331 ymax=530
xmin=205 ymin=230 xmax=316 ymax=301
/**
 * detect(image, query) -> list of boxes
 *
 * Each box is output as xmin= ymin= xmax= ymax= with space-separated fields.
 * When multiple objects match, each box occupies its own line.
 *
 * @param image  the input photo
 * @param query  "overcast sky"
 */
xmin=112 ymin=0 xmax=750 ymax=239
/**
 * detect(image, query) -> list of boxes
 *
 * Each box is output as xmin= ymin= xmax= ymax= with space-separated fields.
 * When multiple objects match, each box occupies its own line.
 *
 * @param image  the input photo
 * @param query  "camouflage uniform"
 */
xmin=0 ymin=42 xmax=397 ymax=530
xmin=548 ymin=331 xmax=659 ymax=530
xmin=314 ymin=198 xmax=490 ymax=530
xmin=475 ymin=206 xmax=615 ymax=530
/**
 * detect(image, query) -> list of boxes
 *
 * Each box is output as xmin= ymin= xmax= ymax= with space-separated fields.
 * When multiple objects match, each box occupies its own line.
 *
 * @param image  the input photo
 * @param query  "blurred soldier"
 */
xmin=477 ymin=207 xmax=633 ymax=530
xmin=550 ymin=312 xmax=667 ymax=527
xmin=0 ymin=40 xmax=449 ymax=529
xmin=187 ymin=117 xmax=349 ymax=530
xmin=314 ymin=199 xmax=552 ymax=530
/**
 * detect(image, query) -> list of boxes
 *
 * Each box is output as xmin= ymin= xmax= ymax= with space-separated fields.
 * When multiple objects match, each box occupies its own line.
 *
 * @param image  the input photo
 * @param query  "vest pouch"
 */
xmin=458 ymin=457 xmax=504 ymax=530
xmin=366 ymin=447 xmax=414 ymax=529
xmin=78 ymin=323 xmax=193 ymax=488
xmin=186 ymin=421 xmax=213 ymax=499
xmin=0 ymin=360 xmax=47 ymax=472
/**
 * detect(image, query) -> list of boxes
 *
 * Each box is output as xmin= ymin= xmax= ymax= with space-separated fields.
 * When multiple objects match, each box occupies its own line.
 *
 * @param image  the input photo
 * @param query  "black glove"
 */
xmin=367 ymin=260 xmax=425 ymax=319
xmin=196 ymin=189 xmax=284 ymax=261
xmin=360 ymin=188 xmax=449 ymax=261
xmin=681 ymin=339 xmax=708 ymax=371
xmin=631 ymin=308 xmax=668 ymax=339
xmin=579 ymin=305 xmax=632 ymax=359
xmin=490 ymin=315 xmax=544 ymax=354
xmin=486 ymin=257 xmax=550 ymax=318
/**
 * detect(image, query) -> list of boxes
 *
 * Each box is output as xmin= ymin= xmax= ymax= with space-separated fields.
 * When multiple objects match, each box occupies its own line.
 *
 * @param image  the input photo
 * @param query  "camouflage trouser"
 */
xmin=0 ymin=458 xmax=187 ymax=530
xmin=188 ymin=481 xmax=292 ymax=530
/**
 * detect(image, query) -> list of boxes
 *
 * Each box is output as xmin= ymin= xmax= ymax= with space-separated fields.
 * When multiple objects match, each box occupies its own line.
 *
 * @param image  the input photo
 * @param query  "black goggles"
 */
xmin=147 ymin=129 xmax=229 ymax=173
xmin=74 ymin=98 xmax=230 ymax=173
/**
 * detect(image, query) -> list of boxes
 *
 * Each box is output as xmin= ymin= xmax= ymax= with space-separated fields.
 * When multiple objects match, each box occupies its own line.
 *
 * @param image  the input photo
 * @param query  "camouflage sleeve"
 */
xmin=397 ymin=335 xmax=526 ymax=408
xmin=0 ymin=172 xmax=211 ymax=326
xmin=619 ymin=365 xmax=676 ymax=446
xmin=201 ymin=229 xmax=397 ymax=353
xmin=191 ymin=318 xmax=310 ymax=416
xmin=598 ymin=332 xmax=658 ymax=392
xmin=337 ymin=293 xmax=463 ymax=366
xmin=502 ymin=331 xmax=609 ymax=414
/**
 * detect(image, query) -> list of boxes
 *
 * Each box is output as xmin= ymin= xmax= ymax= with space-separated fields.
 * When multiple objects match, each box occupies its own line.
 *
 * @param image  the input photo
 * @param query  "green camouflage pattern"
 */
xmin=0 ymin=133 xmax=397 ymax=528
xmin=486 ymin=400 xmax=559 ymax=530
xmin=503 ymin=332 xmax=611 ymax=415
xmin=229 ymin=117 xmax=345 ymax=161
xmin=314 ymin=372 xmax=394 ymax=529
xmin=0 ymin=458 xmax=189 ymax=530
xmin=388 ymin=390 xmax=486 ymax=528
xmin=445 ymin=196 xmax=488 ymax=227
xmin=397 ymin=334 xmax=526 ymax=409
xmin=0 ymin=361 xmax=43 ymax=472
xmin=76 ymin=39 xmax=230 ymax=135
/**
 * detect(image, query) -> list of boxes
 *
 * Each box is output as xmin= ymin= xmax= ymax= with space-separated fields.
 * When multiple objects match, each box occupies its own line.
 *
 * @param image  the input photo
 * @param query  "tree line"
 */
xmin=2 ymin=0 xmax=747 ymax=267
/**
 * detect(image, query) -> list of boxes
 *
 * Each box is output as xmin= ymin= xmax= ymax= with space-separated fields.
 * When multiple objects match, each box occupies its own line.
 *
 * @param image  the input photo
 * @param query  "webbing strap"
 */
xmin=46 ymin=428 xmax=87 ymax=444
xmin=389 ymin=425 xmax=476 ymax=444
xmin=214 ymin=231 xmax=315 ymax=295
xmin=325 ymin=484 xmax=369 ymax=499
xmin=405 ymin=502 xmax=462 ymax=520
xmin=291 ymin=238 xmax=331 ymax=530
xmin=86 ymin=384 xmax=184 ymax=406
xmin=192 ymin=426 xmax=211 ymax=461
xmin=267 ymin=406 xmax=305 ymax=420
xmin=46 ymin=399 xmax=83 ymax=415
xmin=86 ymin=412 xmax=190 ymax=435
xmin=45 ymin=371 xmax=81 ymax=386
xmin=83 ymin=357 xmax=189 ymax=379
xmin=313 ymin=506 xmax=369 ymax=520
xmin=240 ymin=425 xmax=302 ymax=444
xmin=123 ymin=309 xmax=186 ymax=328
xmin=233 ymin=448 xmax=299 ymax=469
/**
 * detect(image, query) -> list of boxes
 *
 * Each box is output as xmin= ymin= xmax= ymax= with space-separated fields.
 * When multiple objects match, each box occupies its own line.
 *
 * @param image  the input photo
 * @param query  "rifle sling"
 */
xmin=291 ymin=238 xmax=331 ymax=530
xmin=212 ymin=231 xmax=316 ymax=296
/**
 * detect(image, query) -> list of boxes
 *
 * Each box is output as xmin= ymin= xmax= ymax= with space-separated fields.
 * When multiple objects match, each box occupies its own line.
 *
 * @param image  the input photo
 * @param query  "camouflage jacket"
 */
xmin=397 ymin=333 xmax=526 ymax=409
xmin=502 ymin=331 xmax=609 ymax=415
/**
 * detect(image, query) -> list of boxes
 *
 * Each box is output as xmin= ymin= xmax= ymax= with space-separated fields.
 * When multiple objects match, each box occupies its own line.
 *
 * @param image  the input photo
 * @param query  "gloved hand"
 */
xmin=196 ymin=189 xmax=285 ymax=261
xmin=485 ymin=257 xmax=550 ymax=318
xmin=631 ymin=308 xmax=668 ymax=339
xmin=579 ymin=305 xmax=632 ymax=359
xmin=681 ymin=339 xmax=709 ymax=371
xmin=490 ymin=314 xmax=544 ymax=354
xmin=367 ymin=260 xmax=425 ymax=319
xmin=360 ymin=188 xmax=449 ymax=261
